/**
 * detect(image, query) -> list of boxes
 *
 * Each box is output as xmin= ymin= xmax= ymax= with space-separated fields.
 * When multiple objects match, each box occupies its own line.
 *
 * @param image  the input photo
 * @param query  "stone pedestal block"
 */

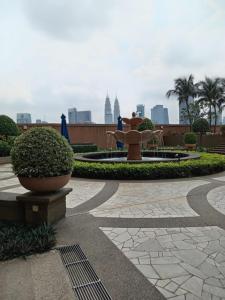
xmin=16 ymin=188 xmax=72 ymax=225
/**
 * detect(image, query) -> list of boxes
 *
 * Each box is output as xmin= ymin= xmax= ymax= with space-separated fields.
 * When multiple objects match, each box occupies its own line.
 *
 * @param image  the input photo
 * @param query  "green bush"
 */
xmin=0 ymin=221 xmax=56 ymax=261
xmin=192 ymin=118 xmax=209 ymax=134
xmin=11 ymin=127 xmax=74 ymax=177
xmin=0 ymin=141 xmax=11 ymax=157
xmin=73 ymin=153 xmax=225 ymax=180
xmin=184 ymin=132 xmax=197 ymax=144
xmin=71 ymin=144 xmax=98 ymax=153
xmin=138 ymin=118 xmax=154 ymax=131
xmin=0 ymin=115 xmax=19 ymax=137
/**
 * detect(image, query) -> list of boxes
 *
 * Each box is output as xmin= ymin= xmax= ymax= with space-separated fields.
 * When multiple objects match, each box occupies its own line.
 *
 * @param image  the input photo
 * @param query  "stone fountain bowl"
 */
xmin=108 ymin=130 xmax=156 ymax=144
xmin=75 ymin=151 xmax=200 ymax=164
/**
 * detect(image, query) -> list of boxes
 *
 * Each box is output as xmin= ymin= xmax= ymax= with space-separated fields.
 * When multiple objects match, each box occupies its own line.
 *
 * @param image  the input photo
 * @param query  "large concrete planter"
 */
xmin=18 ymin=174 xmax=71 ymax=193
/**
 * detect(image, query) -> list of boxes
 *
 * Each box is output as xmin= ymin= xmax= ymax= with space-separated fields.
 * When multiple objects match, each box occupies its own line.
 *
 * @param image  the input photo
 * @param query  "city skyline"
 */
xmin=1 ymin=1 xmax=225 ymax=123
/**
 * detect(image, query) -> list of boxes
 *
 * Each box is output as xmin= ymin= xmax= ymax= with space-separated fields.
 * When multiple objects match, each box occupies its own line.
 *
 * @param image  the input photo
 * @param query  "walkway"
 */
xmin=1 ymin=164 xmax=225 ymax=299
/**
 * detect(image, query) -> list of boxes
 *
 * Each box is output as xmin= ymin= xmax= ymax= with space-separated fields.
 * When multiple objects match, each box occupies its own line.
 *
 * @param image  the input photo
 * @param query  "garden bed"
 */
xmin=0 ymin=221 xmax=56 ymax=261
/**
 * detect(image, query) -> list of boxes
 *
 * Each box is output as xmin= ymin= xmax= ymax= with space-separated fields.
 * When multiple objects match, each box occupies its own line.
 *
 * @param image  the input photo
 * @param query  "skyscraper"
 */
xmin=104 ymin=94 xmax=113 ymax=124
xmin=113 ymin=96 xmax=120 ymax=123
xmin=77 ymin=111 xmax=92 ymax=123
xmin=151 ymin=105 xmax=169 ymax=124
xmin=179 ymin=96 xmax=193 ymax=124
xmin=68 ymin=108 xmax=92 ymax=124
xmin=68 ymin=108 xmax=77 ymax=124
xmin=17 ymin=113 xmax=32 ymax=124
xmin=136 ymin=104 xmax=145 ymax=117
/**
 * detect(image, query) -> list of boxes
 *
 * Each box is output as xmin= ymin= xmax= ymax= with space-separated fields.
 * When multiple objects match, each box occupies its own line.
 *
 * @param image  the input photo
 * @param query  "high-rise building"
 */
xmin=113 ymin=96 xmax=120 ymax=123
xmin=104 ymin=95 xmax=113 ymax=124
xmin=17 ymin=113 xmax=32 ymax=124
xmin=68 ymin=108 xmax=77 ymax=124
xmin=68 ymin=108 xmax=92 ymax=124
xmin=77 ymin=111 xmax=92 ymax=123
xmin=36 ymin=119 xmax=42 ymax=124
xmin=211 ymin=108 xmax=222 ymax=125
xmin=136 ymin=104 xmax=145 ymax=117
xmin=151 ymin=105 xmax=169 ymax=124
xmin=179 ymin=96 xmax=193 ymax=124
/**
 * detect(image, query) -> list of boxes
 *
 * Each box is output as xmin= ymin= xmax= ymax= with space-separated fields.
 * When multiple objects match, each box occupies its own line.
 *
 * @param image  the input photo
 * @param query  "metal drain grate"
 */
xmin=57 ymin=244 xmax=112 ymax=300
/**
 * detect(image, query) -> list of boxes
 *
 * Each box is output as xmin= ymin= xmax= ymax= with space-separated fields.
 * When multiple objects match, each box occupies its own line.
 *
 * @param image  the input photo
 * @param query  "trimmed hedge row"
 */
xmin=73 ymin=153 xmax=225 ymax=180
xmin=71 ymin=144 xmax=98 ymax=153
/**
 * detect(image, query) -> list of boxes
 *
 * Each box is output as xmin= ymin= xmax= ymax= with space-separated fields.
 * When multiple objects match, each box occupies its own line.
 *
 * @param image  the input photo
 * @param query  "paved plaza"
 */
xmin=1 ymin=164 xmax=225 ymax=299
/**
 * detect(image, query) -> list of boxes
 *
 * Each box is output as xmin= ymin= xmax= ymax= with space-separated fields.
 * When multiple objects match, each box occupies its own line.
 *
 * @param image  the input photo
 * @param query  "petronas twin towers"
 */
xmin=104 ymin=94 xmax=120 ymax=124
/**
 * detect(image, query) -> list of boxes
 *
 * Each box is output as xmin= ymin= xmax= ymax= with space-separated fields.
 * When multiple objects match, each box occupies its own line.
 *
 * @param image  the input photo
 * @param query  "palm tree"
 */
xmin=197 ymin=77 xmax=225 ymax=132
xmin=166 ymin=75 xmax=197 ymax=130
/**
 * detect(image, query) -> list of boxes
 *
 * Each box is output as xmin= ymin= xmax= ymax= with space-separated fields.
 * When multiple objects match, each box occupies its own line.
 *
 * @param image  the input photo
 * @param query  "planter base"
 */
xmin=16 ymin=188 xmax=72 ymax=225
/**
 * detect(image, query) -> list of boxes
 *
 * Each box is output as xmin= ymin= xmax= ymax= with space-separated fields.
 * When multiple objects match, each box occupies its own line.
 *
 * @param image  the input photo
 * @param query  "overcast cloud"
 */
xmin=0 ymin=0 xmax=225 ymax=123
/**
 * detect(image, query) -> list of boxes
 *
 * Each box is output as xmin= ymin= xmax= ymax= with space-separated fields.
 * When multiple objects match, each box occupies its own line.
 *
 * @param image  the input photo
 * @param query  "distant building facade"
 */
xmin=68 ymin=108 xmax=92 ymax=124
xmin=113 ymin=97 xmax=120 ymax=123
xmin=17 ymin=113 xmax=32 ymax=124
xmin=179 ymin=96 xmax=193 ymax=125
xmin=151 ymin=105 xmax=169 ymax=124
xmin=104 ymin=95 xmax=113 ymax=124
xmin=136 ymin=104 xmax=145 ymax=117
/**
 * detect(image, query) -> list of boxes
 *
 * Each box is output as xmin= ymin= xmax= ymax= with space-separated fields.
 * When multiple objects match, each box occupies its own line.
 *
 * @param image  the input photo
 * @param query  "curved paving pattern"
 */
xmin=2 ymin=164 xmax=225 ymax=299
xmin=207 ymin=186 xmax=225 ymax=216
xmin=90 ymin=181 xmax=208 ymax=218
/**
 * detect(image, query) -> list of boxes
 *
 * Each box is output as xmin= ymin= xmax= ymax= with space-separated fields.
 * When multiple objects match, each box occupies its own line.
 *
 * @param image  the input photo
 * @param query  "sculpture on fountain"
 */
xmin=107 ymin=113 xmax=163 ymax=161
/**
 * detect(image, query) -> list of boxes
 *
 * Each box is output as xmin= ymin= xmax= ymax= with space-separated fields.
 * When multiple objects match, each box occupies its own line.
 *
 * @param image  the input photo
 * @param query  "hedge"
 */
xmin=73 ymin=153 xmax=225 ymax=180
xmin=71 ymin=144 xmax=98 ymax=153
xmin=0 ymin=141 xmax=11 ymax=157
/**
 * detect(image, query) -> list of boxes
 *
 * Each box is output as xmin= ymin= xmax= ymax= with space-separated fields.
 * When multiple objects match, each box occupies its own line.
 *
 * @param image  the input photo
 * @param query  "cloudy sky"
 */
xmin=0 ymin=0 xmax=225 ymax=123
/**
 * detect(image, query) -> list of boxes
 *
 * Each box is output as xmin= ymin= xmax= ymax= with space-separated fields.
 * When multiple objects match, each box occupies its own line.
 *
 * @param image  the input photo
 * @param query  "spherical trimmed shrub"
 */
xmin=192 ymin=118 xmax=209 ymax=134
xmin=138 ymin=118 xmax=154 ymax=131
xmin=0 ymin=115 xmax=19 ymax=137
xmin=0 ymin=141 xmax=11 ymax=157
xmin=184 ymin=132 xmax=197 ymax=144
xmin=11 ymin=127 xmax=74 ymax=177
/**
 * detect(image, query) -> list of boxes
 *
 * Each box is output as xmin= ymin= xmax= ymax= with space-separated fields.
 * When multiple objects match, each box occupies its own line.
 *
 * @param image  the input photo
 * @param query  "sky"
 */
xmin=0 ymin=0 xmax=225 ymax=123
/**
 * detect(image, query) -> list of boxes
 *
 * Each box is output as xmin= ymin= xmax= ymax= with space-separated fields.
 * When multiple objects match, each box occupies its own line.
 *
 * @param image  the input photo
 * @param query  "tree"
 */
xmin=192 ymin=118 xmax=209 ymax=146
xmin=138 ymin=118 xmax=154 ymax=131
xmin=197 ymin=77 xmax=225 ymax=132
xmin=166 ymin=74 xmax=198 ymax=130
xmin=181 ymin=101 xmax=207 ymax=125
xmin=0 ymin=115 xmax=19 ymax=138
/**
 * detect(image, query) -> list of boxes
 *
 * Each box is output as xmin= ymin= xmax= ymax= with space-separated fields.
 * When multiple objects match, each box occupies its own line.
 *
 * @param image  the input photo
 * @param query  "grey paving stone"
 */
xmin=203 ymin=283 xmax=225 ymax=298
xmin=181 ymin=276 xmax=203 ymax=297
xmin=153 ymin=264 xmax=188 ymax=279
xmin=172 ymin=249 xmax=207 ymax=267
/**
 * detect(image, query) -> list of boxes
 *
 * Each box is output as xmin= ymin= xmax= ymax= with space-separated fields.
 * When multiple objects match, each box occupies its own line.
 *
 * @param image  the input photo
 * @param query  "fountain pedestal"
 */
xmin=127 ymin=144 xmax=142 ymax=160
xmin=107 ymin=113 xmax=163 ymax=161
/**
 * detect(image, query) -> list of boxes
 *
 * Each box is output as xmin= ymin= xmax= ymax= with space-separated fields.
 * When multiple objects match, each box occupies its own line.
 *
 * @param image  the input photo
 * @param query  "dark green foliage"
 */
xmin=0 ymin=141 xmax=11 ymax=157
xmin=0 ymin=115 xmax=19 ymax=137
xmin=220 ymin=125 xmax=225 ymax=136
xmin=138 ymin=118 xmax=154 ymax=131
xmin=73 ymin=153 xmax=225 ymax=180
xmin=184 ymin=132 xmax=197 ymax=144
xmin=192 ymin=118 xmax=209 ymax=133
xmin=11 ymin=127 xmax=74 ymax=177
xmin=0 ymin=222 xmax=56 ymax=261
xmin=71 ymin=144 xmax=98 ymax=153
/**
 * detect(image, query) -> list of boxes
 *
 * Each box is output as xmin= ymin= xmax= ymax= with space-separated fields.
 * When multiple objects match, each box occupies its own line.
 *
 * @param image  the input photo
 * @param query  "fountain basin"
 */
xmin=75 ymin=151 xmax=200 ymax=164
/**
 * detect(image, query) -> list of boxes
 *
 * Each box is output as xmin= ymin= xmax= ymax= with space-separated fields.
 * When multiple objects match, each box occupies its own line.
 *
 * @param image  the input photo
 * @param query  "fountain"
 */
xmin=75 ymin=113 xmax=199 ymax=164
xmin=107 ymin=113 xmax=163 ymax=161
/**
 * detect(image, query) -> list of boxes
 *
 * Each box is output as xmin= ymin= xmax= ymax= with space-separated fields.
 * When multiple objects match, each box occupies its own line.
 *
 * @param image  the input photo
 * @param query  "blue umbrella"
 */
xmin=61 ymin=114 xmax=70 ymax=143
xmin=116 ymin=116 xmax=124 ymax=150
